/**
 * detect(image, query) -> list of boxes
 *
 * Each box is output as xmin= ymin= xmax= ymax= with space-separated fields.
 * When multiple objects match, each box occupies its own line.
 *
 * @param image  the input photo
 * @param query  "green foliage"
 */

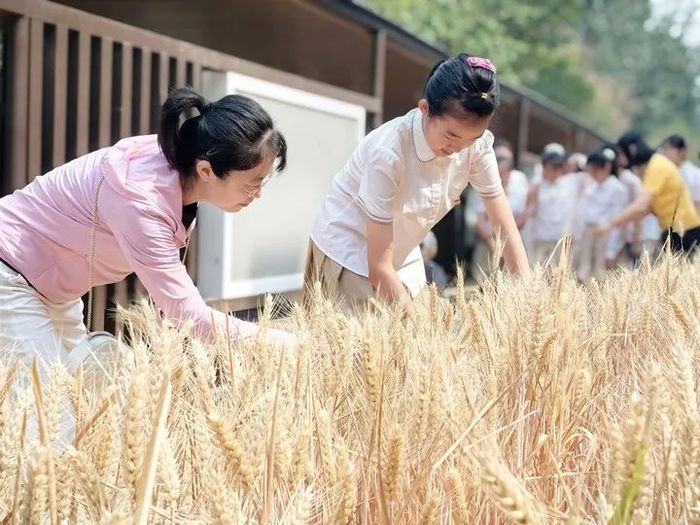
xmin=361 ymin=0 xmax=700 ymax=144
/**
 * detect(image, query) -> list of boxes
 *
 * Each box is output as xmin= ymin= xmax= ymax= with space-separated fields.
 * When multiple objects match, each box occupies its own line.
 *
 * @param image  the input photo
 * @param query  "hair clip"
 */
xmin=467 ymin=56 xmax=496 ymax=73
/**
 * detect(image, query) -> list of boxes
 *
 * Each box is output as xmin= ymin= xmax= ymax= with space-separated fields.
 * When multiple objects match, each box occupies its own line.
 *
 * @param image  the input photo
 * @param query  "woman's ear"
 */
xmin=195 ymin=159 xmax=215 ymax=183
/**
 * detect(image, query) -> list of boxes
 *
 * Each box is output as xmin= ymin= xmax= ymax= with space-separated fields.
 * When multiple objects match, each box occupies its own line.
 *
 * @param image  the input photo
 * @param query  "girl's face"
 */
xmin=418 ymin=99 xmax=492 ymax=157
xmin=194 ymin=151 xmax=276 ymax=213
xmin=542 ymin=163 xmax=565 ymax=181
xmin=586 ymin=163 xmax=611 ymax=182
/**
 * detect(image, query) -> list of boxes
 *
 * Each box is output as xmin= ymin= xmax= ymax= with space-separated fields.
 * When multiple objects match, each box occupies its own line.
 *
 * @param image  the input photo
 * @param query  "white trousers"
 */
xmin=0 ymin=261 xmax=125 ymax=447
xmin=0 ymin=261 xmax=87 ymax=369
xmin=575 ymin=227 xmax=609 ymax=281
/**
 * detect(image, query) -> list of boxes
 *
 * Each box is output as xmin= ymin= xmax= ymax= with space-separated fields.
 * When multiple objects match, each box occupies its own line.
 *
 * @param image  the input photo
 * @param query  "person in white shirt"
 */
xmin=574 ymin=147 xmax=627 ymax=281
xmin=567 ymin=152 xmax=587 ymax=175
xmin=530 ymin=142 xmax=567 ymax=186
xmin=419 ymin=231 xmax=448 ymax=291
xmin=526 ymin=150 xmax=582 ymax=266
xmin=659 ymin=134 xmax=700 ymax=216
xmin=305 ymin=54 xmax=529 ymax=312
xmin=617 ymin=167 xmax=660 ymax=265
xmin=469 ymin=142 xmax=529 ymax=280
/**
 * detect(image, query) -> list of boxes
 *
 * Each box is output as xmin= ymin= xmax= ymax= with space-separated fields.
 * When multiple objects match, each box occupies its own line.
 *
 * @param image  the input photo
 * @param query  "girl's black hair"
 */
xmin=158 ymin=87 xmax=287 ymax=179
xmin=617 ymin=130 xmax=654 ymax=168
xmin=424 ymin=53 xmax=500 ymax=119
xmin=587 ymin=145 xmax=619 ymax=177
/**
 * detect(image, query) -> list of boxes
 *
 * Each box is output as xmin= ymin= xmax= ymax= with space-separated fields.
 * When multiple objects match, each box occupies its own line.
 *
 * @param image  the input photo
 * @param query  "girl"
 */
xmin=526 ymin=149 xmax=582 ymax=266
xmin=574 ymin=147 xmax=627 ymax=281
xmin=305 ymin=54 xmax=529 ymax=311
xmin=0 ymin=87 xmax=296 ymax=371
xmin=595 ymin=132 xmax=700 ymax=254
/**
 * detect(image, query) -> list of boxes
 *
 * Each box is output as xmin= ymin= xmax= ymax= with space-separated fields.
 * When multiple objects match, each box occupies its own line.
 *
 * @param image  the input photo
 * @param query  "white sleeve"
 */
xmin=468 ymin=131 xmax=504 ymax=199
xmin=606 ymin=183 xmax=628 ymax=260
xmin=356 ymin=143 xmax=402 ymax=224
xmin=621 ymin=170 xmax=643 ymax=201
xmin=508 ymin=172 xmax=529 ymax=215
xmin=689 ymin=166 xmax=700 ymax=202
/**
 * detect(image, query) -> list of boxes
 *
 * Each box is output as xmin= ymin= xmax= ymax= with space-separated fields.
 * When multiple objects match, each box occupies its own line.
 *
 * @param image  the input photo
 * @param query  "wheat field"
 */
xmin=1 ymin=246 xmax=699 ymax=524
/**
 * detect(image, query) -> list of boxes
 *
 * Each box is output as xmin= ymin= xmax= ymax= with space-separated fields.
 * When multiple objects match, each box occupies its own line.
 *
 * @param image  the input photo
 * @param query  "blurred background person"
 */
xmin=596 ymin=131 xmax=700 ymax=254
xmin=616 ymin=144 xmax=660 ymax=265
xmin=659 ymin=134 xmax=700 ymax=216
xmin=573 ymin=147 xmax=626 ymax=281
xmin=420 ymin=231 xmax=448 ymax=291
xmin=469 ymin=140 xmax=529 ymax=280
xmin=526 ymin=148 xmax=582 ymax=266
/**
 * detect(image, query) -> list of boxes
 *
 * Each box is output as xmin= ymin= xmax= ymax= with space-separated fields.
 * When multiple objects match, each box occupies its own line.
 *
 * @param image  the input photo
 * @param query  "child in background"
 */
xmin=616 ymin=159 xmax=660 ymax=265
xmin=419 ymin=231 xmax=448 ymax=291
xmin=595 ymin=131 xmax=700 ymax=254
xmin=574 ymin=147 xmax=627 ymax=281
xmin=527 ymin=149 xmax=580 ymax=266
xmin=469 ymin=141 xmax=529 ymax=279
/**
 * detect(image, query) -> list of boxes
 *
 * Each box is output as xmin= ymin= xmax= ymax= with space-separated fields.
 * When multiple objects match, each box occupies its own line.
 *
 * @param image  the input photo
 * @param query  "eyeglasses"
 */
xmin=244 ymin=170 xmax=275 ymax=198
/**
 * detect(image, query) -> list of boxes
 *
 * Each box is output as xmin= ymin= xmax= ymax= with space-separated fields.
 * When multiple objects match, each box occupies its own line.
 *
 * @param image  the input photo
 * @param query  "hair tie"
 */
xmin=467 ymin=56 xmax=496 ymax=73
xmin=480 ymin=92 xmax=490 ymax=100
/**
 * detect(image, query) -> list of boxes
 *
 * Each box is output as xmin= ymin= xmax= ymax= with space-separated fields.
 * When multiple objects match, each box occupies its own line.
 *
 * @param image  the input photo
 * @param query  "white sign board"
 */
xmin=197 ymin=71 xmax=366 ymax=302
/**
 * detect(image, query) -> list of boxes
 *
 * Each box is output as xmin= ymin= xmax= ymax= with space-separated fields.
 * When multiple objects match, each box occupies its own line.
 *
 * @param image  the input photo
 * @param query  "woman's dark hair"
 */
xmin=587 ymin=145 xmax=619 ymax=177
xmin=617 ymin=130 xmax=653 ymax=169
xmin=158 ymin=87 xmax=287 ymax=179
xmin=661 ymin=134 xmax=687 ymax=150
xmin=424 ymin=53 xmax=500 ymax=119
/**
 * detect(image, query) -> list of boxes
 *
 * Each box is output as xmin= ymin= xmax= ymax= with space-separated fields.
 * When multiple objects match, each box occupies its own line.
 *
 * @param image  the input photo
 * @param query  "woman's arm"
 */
xmin=100 ymin=192 xmax=296 ymax=346
xmin=482 ymin=193 xmax=530 ymax=276
xmin=594 ymin=191 xmax=652 ymax=236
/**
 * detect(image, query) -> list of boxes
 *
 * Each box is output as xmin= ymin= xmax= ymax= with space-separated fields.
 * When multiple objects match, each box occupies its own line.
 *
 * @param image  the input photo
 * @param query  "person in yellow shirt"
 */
xmin=594 ymin=131 xmax=700 ymax=253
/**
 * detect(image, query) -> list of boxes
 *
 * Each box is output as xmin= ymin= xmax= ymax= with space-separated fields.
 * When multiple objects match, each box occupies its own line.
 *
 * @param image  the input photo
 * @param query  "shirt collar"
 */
xmin=412 ymin=109 xmax=437 ymax=162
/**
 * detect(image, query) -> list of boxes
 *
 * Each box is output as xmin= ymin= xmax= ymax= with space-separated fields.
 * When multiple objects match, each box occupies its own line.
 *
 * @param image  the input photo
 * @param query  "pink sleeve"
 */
xmin=98 ymin=187 xmax=258 ymax=341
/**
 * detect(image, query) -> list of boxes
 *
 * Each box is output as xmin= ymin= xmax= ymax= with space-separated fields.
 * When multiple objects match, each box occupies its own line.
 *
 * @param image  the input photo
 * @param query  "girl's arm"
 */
xmin=367 ymin=220 xmax=413 ymax=313
xmin=482 ymin=193 xmax=530 ymax=276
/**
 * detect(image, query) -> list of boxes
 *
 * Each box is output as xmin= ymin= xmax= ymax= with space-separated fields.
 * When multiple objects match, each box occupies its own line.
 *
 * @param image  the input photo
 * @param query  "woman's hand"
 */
xmin=264 ymin=327 xmax=299 ymax=347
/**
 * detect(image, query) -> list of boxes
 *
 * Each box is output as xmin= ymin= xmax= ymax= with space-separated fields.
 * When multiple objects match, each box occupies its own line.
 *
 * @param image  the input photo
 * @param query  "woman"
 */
xmin=594 ymin=132 xmax=700 ymax=254
xmin=306 ymin=54 xmax=529 ymax=312
xmin=0 ymin=87 xmax=296 ymax=371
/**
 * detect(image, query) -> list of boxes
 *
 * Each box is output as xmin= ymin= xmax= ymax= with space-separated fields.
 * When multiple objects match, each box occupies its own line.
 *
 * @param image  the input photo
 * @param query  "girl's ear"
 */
xmin=418 ymin=99 xmax=429 ymax=116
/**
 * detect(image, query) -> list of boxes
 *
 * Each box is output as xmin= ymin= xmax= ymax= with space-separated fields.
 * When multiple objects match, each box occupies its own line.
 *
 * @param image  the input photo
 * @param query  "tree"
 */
xmin=360 ymin=0 xmax=700 ymax=145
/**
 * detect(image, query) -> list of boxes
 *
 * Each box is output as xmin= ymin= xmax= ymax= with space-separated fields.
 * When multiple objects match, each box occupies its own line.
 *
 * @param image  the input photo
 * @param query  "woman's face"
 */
xmin=418 ymin=99 xmax=491 ymax=157
xmin=195 ymin=151 xmax=276 ymax=213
